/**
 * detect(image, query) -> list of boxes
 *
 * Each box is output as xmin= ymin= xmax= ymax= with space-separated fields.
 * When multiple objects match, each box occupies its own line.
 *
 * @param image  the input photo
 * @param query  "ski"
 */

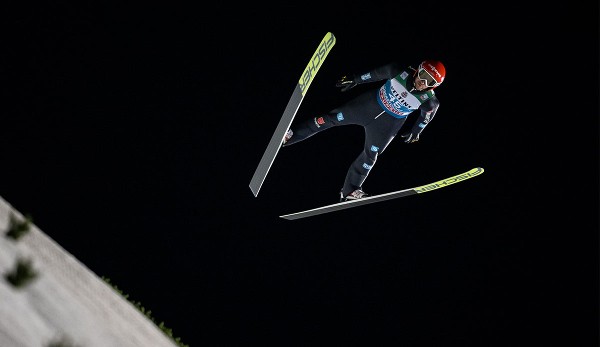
xmin=280 ymin=167 xmax=485 ymax=220
xmin=249 ymin=32 xmax=336 ymax=197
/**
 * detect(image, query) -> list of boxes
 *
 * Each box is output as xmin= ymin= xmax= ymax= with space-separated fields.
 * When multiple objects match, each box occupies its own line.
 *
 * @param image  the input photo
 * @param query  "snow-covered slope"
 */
xmin=0 ymin=196 xmax=177 ymax=347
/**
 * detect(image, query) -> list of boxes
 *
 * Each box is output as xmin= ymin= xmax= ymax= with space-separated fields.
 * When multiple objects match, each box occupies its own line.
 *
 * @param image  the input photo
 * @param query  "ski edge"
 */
xmin=279 ymin=167 xmax=485 ymax=220
xmin=249 ymin=85 xmax=303 ymax=197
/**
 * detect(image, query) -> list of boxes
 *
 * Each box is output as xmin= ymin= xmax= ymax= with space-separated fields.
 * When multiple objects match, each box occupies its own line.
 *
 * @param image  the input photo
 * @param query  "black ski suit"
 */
xmin=283 ymin=62 xmax=441 ymax=198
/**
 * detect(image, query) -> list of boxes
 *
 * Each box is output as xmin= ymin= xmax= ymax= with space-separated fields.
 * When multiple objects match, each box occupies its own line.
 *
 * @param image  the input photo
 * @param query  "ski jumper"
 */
xmin=283 ymin=62 xmax=441 ymax=197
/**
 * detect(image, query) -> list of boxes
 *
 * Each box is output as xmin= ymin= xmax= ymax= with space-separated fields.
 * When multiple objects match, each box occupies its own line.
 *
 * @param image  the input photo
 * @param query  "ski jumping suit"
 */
xmin=283 ymin=62 xmax=440 ymax=197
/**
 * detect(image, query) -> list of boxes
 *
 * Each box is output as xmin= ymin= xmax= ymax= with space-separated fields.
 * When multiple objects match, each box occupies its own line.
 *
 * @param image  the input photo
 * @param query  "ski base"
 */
xmin=280 ymin=167 xmax=484 ymax=220
xmin=249 ymin=32 xmax=336 ymax=197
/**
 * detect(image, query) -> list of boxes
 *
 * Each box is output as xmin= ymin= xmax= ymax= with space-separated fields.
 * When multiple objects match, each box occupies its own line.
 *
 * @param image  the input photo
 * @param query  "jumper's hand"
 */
xmin=335 ymin=75 xmax=357 ymax=92
xmin=401 ymin=131 xmax=421 ymax=143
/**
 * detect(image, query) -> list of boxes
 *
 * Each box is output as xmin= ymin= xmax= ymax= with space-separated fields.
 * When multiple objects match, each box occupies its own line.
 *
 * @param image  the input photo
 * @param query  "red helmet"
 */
xmin=417 ymin=60 xmax=446 ymax=88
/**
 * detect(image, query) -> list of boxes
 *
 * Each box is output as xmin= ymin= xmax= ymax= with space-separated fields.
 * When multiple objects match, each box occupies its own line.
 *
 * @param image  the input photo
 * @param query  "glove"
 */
xmin=335 ymin=75 xmax=357 ymax=92
xmin=400 ymin=130 xmax=421 ymax=143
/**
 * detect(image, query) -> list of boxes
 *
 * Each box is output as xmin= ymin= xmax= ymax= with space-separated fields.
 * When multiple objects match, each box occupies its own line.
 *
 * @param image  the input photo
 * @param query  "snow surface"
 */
xmin=0 ymin=196 xmax=178 ymax=347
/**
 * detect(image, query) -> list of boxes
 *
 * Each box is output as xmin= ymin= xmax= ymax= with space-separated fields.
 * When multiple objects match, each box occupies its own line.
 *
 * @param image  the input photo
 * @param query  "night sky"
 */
xmin=3 ymin=3 xmax=598 ymax=346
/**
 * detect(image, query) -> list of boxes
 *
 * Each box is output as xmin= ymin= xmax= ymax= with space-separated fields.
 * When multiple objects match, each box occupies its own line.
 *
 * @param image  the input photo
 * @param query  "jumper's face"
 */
xmin=415 ymin=68 xmax=438 ymax=91
xmin=414 ymin=75 xmax=429 ymax=91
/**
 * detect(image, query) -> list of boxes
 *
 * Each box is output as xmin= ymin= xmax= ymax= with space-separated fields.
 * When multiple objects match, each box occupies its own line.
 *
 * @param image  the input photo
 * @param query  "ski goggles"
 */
xmin=417 ymin=68 xmax=439 ymax=88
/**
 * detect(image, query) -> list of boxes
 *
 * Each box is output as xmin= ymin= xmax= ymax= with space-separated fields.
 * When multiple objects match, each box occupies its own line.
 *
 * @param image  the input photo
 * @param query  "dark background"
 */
xmin=3 ymin=3 xmax=598 ymax=346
